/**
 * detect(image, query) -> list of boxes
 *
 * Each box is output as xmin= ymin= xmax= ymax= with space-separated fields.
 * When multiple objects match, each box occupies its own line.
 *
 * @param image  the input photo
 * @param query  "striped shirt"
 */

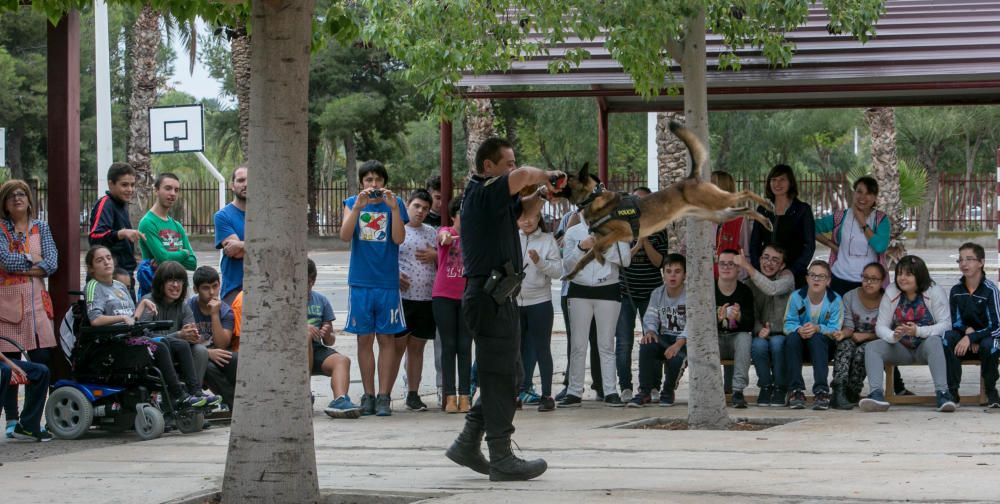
xmin=620 ymin=230 xmax=669 ymax=302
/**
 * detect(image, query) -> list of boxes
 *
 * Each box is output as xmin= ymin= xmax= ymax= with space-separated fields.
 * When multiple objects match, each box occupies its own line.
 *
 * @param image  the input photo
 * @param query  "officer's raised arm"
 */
xmin=507 ymin=166 xmax=563 ymax=196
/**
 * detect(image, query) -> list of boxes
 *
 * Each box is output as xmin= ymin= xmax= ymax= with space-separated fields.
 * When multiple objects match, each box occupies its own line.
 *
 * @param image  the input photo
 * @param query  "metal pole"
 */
xmin=440 ymin=121 xmax=453 ymax=227
xmin=94 ymin=0 xmax=112 ymax=194
xmin=195 ymin=151 xmax=227 ymax=211
xmin=647 ymin=112 xmax=658 ymax=191
xmin=47 ymin=12 xmax=81 ymax=381
xmin=996 ymin=149 xmax=999 ymax=281
xmin=598 ymin=103 xmax=609 ymax=186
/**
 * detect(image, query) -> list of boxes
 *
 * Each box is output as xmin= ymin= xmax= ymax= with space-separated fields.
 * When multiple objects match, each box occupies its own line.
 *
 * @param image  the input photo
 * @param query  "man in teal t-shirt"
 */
xmin=137 ymin=173 xmax=197 ymax=298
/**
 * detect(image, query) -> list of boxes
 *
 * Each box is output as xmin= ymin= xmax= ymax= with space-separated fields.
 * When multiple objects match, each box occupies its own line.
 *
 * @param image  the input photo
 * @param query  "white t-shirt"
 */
xmin=831 ymin=211 xmax=877 ymax=283
xmin=398 ymin=223 xmax=437 ymax=301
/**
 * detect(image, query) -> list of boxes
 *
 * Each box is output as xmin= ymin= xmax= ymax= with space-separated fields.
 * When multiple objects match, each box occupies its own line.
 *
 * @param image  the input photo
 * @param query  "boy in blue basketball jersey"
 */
xmin=339 ymin=160 xmax=409 ymax=416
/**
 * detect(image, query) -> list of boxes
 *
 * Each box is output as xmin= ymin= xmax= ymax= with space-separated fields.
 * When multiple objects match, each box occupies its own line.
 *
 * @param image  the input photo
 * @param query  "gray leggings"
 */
xmin=864 ymin=335 xmax=949 ymax=394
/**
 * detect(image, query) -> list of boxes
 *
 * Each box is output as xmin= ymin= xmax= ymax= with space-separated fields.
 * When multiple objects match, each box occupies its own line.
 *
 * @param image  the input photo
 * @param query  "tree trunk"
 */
xmin=344 ymin=133 xmax=358 ymax=197
xmin=915 ymin=169 xmax=938 ymax=247
xmin=464 ymin=85 xmax=494 ymax=174
xmin=965 ymin=135 xmax=982 ymax=177
xmin=307 ymin=124 xmax=319 ymax=236
xmin=656 ymin=111 xmax=688 ymax=253
xmin=126 ymin=4 xmax=160 ymax=225
xmin=230 ymin=23 xmax=251 ymax=163
xmin=679 ymin=11 xmax=730 ymax=431
xmin=6 ymin=126 xmax=24 ymax=180
xmin=864 ymin=108 xmax=906 ymax=265
xmin=221 ymin=1 xmax=319 ymax=502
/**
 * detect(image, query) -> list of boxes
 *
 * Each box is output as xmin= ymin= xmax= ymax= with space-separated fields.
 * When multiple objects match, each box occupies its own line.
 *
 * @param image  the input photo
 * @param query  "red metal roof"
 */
xmin=457 ymin=0 xmax=1000 ymax=110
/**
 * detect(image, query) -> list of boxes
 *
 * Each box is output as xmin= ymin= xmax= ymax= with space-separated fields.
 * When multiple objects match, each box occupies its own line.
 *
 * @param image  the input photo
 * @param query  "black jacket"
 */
xmin=88 ymin=192 xmax=137 ymax=273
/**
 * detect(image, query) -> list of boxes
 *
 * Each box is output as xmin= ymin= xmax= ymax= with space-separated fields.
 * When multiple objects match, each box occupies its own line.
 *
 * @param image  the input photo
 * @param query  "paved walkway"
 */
xmin=4 ymin=329 xmax=1000 ymax=503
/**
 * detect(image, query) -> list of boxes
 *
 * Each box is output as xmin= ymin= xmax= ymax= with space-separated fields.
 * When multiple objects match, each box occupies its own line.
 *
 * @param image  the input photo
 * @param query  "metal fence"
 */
xmin=30 ymin=174 xmax=996 ymax=236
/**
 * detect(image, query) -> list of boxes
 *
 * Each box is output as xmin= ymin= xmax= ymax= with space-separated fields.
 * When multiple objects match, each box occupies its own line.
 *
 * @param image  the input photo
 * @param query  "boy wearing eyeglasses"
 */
xmin=715 ymin=249 xmax=755 ymax=408
xmin=945 ymin=242 xmax=1000 ymax=407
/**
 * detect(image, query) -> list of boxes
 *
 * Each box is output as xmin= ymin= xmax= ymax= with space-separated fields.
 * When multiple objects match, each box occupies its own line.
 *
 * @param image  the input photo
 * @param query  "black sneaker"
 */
xmin=756 ymin=386 xmax=772 ymax=407
xmin=375 ymin=394 xmax=392 ymax=416
xmin=360 ymin=393 xmax=376 ymax=416
xmin=594 ymin=388 xmax=605 ymax=401
xmin=627 ymin=391 xmax=651 ymax=408
xmin=771 ymin=388 xmax=788 ymax=407
xmin=557 ymin=394 xmax=582 ymax=408
xmin=538 ymin=396 xmax=556 ymax=412
xmin=405 ymin=392 xmax=428 ymax=412
xmin=732 ymin=390 xmax=747 ymax=409
xmin=987 ymin=389 xmax=1000 ymax=409
xmin=813 ymin=391 xmax=831 ymax=411
xmin=658 ymin=388 xmax=675 ymax=407
xmin=11 ymin=423 xmax=53 ymax=442
xmin=949 ymin=388 xmax=961 ymax=406
xmin=604 ymin=393 xmax=625 ymax=407
xmin=788 ymin=389 xmax=806 ymax=409
xmin=554 ymin=387 xmax=568 ymax=401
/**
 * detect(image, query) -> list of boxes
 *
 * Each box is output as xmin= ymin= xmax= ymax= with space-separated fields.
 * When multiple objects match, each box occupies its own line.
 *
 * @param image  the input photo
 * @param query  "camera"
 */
xmin=369 ymin=189 xmax=384 ymax=199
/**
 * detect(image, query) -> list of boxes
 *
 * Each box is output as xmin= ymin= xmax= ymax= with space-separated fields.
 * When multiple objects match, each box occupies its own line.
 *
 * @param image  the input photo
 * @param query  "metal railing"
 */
xmin=28 ymin=174 xmax=995 ymax=236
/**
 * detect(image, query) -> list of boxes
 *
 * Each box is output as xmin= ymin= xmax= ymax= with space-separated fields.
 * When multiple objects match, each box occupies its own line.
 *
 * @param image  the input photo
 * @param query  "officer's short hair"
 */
xmin=474 ymin=138 xmax=514 ymax=174
xmin=359 ymin=160 xmax=389 ymax=184
xmin=108 ymin=162 xmax=135 ymax=184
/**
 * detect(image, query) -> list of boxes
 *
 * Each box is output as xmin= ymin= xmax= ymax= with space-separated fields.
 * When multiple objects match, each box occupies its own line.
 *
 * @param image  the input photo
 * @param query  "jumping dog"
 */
xmin=564 ymin=121 xmax=775 ymax=280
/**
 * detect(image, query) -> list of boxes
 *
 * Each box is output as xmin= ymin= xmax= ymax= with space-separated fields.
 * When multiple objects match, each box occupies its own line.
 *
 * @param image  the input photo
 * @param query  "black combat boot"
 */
xmin=445 ymin=420 xmax=490 ymax=475
xmin=487 ymin=438 xmax=548 ymax=482
xmin=833 ymin=386 xmax=853 ymax=410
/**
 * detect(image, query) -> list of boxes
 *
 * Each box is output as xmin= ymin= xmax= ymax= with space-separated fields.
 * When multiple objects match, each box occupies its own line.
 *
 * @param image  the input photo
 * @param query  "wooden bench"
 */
xmin=717 ymin=359 xmax=989 ymax=405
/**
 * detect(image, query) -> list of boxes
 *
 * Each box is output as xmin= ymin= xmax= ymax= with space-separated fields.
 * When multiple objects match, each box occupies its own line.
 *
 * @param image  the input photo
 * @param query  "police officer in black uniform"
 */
xmin=445 ymin=137 xmax=564 ymax=481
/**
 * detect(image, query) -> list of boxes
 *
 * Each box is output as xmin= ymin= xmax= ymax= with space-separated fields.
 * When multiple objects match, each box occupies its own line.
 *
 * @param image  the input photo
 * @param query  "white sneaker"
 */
xmin=620 ymin=388 xmax=633 ymax=402
xmin=650 ymin=389 xmax=660 ymax=402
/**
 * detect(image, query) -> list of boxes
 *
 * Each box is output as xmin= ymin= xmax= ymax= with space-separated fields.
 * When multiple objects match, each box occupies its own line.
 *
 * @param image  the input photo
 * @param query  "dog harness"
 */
xmin=588 ymin=193 xmax=643 ymax=240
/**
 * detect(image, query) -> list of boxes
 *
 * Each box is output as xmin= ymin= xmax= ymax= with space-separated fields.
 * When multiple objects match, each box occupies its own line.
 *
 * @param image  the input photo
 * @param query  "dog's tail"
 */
xmin=668 ymin=121 xmax=708 ymax=179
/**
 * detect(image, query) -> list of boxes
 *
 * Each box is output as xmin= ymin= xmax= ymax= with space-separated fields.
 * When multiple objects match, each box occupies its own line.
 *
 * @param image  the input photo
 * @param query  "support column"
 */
xmin=441 ymin=121 xmax=453 ymax=227
xmin=47 ymin=13 xmax=81 ymax=380
xmin=597 ymin=99 xmax=609 ymax=186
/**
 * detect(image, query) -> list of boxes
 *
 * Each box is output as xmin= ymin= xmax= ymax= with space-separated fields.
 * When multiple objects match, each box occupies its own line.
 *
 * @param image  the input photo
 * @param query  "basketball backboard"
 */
xmin=148 ymin=104 xmax=204 ymax=154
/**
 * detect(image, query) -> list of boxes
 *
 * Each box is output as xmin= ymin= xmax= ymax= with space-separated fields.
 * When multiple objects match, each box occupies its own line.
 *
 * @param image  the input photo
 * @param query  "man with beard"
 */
xmin=215 ymin=166 xmax=248 ymax=304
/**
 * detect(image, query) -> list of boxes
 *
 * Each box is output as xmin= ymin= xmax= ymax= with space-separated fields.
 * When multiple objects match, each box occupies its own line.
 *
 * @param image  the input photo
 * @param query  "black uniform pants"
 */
xmin=462 ymin=278 xmax=519 ymax=442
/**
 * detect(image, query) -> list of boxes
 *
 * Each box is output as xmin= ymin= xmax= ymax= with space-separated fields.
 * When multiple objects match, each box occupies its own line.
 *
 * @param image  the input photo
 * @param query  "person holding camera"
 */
xmin=444 ymin=137 xmax=563 ymax=482
xmin=339 ymin=160 xmax=409 ymax=417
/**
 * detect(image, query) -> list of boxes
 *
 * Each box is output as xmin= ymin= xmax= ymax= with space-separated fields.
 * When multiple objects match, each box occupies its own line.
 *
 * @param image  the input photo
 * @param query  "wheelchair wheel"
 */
xmin=45 ymin=387 xmax=94 ymax=440
xmin=134 ymin=404 xmax=165 ymax=441
xmin=175 ymin=411 xmax=204 ymax=434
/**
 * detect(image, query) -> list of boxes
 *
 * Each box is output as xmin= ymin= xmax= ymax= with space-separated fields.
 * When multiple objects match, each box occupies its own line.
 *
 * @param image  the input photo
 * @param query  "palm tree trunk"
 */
xmin=230 ymin=23 xmax=251 ymax=163
xmin=126 ymin=4 xmax=160 ymax=225
xmin=656 ymin=111 xmax=688 ymax=253
xmin=464 ymin=85 xmax=494 ymax=175
xmin=864 ymin=107 xmax=906 ymax=265
xmin=221 ymin=0 xmax=319 ymax=501
xmin=6 ymin=127 xmax=24 ymax=180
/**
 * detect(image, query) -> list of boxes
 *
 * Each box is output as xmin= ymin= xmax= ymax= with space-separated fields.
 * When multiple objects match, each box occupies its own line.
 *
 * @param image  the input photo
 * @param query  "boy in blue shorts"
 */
xmin=339 ymin=160 xmax=409 ymax=417
xmin=306 ymin=259 xmax=361 ymax=419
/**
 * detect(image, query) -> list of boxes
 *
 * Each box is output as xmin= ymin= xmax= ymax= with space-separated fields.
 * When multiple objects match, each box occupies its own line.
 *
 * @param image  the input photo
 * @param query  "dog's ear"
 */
xmin=578 ymin=162 xmax=590 ymax=182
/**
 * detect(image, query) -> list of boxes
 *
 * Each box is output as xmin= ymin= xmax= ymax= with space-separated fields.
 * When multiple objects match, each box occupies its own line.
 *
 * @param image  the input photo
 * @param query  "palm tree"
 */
xmin=463 ymin=85 xmax=495 ymax=174
xmin=864 ymin=107 xmax=906 ymax=264
xmin=228 ymin=22 xmax=251 ymax=163
xmin=656 ymin=111 xmax=688 ymax=251
xmin=125 ymin=4 xmax=161 ymax=223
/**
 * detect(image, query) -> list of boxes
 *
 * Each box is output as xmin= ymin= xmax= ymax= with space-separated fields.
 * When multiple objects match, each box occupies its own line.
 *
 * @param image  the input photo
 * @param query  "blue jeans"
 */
xmin=0 ymin=359 xmax=50 ymax=432
xmin=615 ymin=295 xmax=649 ymax=391
xmin=751 ymin=334 xmax=787 ymax=389
xmin=785 ymin=331 xmax=835 ymax=394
